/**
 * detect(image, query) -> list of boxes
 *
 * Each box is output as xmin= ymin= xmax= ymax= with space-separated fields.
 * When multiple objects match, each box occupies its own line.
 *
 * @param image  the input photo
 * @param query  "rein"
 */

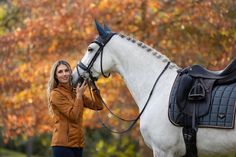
xmin=76 ymin=32 xmax=170 ymax=133
xmin=88 ymin=61 xmax=170 ymax=134
xmin=88 ymin=80 xmax=136 ymax=122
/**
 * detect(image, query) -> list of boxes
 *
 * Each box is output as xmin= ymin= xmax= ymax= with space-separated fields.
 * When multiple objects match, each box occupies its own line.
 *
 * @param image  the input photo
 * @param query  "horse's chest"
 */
xmin=139 ymin=100 xmax=182 ymax=146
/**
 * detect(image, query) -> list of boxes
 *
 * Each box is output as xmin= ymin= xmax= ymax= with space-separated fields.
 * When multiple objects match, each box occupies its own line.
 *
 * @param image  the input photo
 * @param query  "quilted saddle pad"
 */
xmin=169 ymin=80 xmax=236 ymax=129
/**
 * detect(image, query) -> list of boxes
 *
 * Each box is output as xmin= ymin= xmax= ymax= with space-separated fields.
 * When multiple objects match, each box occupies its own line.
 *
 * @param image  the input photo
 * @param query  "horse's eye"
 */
xmin=88 ymin=47 xmax=93 ymax=52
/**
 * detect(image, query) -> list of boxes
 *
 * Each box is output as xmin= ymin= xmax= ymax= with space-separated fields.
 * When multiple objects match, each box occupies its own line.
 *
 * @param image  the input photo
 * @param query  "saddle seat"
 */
xmin=187 ymin=58 xmax=236 ymax=84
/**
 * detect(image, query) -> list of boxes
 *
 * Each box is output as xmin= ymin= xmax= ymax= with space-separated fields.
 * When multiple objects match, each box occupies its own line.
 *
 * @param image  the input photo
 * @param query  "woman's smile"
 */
xmin=56 ymin=64 xmax=71 ymax=83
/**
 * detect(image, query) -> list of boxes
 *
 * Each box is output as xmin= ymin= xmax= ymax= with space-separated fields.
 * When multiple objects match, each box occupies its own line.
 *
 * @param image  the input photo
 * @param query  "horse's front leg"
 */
xmin=153 ymin=149 xmax=175 ymax=157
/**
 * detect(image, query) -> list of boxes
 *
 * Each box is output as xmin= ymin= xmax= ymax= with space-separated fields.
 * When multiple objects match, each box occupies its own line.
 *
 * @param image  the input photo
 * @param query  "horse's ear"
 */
xmin=104 ymin=24 xmax=111 ymax=32
xmin=95 ymin=20 xmax=108 ymax=39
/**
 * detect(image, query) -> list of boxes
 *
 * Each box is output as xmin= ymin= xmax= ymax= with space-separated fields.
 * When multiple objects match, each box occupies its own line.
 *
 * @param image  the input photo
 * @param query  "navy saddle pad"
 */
xmin=169 ymin=79 xmax=236 ymax=129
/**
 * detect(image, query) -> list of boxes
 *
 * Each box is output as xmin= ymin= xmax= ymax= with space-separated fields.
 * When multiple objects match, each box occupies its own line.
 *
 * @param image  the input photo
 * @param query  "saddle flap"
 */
xmin=176 ymin=74 xmax=194 ymax=111
xmin=175 ymin=71 xmax=216 ymax=118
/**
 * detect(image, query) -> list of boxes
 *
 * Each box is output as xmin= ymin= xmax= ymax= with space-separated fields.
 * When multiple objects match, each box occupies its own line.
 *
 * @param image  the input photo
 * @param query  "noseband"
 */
xmin=77 ymin=33 xmax=116 ymax=81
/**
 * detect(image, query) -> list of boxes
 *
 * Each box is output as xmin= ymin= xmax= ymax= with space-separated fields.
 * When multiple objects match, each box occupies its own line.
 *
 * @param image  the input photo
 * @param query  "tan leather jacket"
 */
xmin=49 ymin=83 xmax=103 ymax=148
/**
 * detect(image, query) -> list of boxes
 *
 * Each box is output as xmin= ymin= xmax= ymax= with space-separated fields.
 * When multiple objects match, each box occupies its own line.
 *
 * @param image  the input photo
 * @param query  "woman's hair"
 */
xmin=47 ymin=60 xmax=72 ymax=115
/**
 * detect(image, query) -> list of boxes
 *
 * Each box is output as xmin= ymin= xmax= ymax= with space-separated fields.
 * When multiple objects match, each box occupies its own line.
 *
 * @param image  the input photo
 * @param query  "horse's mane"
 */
xmin=118 ymin=33 xmax=178 ymax=69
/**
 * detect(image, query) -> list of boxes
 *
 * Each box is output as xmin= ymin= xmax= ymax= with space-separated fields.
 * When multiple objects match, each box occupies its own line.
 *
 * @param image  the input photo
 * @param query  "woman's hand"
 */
xmin=76 ymin=81 xmax=87 ymax=99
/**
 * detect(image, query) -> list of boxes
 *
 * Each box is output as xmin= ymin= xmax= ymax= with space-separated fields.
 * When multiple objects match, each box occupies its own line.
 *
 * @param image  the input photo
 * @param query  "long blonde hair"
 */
xmin=47 ymin=60 xmax=72 ymax=115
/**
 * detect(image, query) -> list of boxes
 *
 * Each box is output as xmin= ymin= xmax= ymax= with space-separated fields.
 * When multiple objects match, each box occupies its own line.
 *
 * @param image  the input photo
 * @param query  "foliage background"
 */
xmin=0 ymin=0 xmax=236 ymax=156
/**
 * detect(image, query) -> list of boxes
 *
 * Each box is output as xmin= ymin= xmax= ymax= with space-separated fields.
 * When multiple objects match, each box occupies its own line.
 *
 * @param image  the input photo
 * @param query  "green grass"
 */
xmin=0 ymin=147 xmax=235 ymax=157
xmin=0 ymin=148 xmax=26 ymax=157
xmin=0 ymin=148 xmax=42 ymax=157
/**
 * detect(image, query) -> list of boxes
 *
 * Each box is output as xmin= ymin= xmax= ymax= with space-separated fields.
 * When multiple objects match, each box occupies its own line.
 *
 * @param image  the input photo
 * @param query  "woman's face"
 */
xmin=56 ymin=64 xmax=71 ymax=84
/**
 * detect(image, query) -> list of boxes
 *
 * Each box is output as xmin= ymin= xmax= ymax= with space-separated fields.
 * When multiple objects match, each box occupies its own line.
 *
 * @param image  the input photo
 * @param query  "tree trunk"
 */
xmin=26 ymin=136 xmax=33 ymax=157
xmin=0 ymin=129 xmax=3 ymax=157
xmin=0 ymin=147 xmax=2 ymax=157
xmin=140 ymin=0 xmax=148 ymax=41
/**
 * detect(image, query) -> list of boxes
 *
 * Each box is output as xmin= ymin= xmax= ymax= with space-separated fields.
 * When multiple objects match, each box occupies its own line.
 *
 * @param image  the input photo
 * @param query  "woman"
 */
xmin=47 ymin=60 xmax=103 ymax=157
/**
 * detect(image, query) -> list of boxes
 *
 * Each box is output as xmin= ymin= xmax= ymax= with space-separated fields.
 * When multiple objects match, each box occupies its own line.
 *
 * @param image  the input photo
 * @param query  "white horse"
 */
xmin=71 ymin=22 xmax=236 ymax=157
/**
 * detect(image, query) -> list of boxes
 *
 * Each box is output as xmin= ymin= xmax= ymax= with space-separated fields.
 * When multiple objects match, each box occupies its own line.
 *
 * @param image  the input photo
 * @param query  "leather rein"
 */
xmin=76 ymin=34 xmax=170 ymax=133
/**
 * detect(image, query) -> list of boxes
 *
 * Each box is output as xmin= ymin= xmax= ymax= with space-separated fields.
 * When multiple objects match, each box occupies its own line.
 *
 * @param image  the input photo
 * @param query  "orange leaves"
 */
xmin=3 ymin=106 xmax=36 ymax=140
xmin=0 ymin=0 xmax=236 ymax=141
xmin=48 ymin=40 xmax=59 ymax=53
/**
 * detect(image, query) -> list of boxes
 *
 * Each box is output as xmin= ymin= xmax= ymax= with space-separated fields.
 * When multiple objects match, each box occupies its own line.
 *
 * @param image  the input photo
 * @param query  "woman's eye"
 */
xmin=88 ymin=47 xmax=93 ymax=52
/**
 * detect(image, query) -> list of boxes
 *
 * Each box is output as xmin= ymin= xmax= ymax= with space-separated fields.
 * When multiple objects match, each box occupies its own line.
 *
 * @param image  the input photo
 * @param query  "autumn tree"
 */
xmin=1 ymin=0 xmax=236 ymax=156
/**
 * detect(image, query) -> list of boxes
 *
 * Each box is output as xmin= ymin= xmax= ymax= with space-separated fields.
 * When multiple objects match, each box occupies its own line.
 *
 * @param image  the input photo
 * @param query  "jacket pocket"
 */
xmin=55 ymin=119 xmax=69 ymax=144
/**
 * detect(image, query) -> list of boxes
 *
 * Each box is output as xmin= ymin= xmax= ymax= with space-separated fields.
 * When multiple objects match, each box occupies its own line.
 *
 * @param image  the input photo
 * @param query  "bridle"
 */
xmin=75 ymin=32 xmax=170 ymax=133
xmin=77 ymin=33 xmax=116 ymax=81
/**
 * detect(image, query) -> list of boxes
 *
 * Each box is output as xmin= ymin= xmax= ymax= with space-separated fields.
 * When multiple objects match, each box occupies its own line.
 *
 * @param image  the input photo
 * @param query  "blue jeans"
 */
xmin=52 ymin=146 xmax=83 ymax=157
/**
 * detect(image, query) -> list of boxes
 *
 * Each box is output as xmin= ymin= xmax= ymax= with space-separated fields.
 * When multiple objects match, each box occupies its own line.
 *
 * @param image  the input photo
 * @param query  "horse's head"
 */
xmin=71 ymin=21 xmax=116 ymax=87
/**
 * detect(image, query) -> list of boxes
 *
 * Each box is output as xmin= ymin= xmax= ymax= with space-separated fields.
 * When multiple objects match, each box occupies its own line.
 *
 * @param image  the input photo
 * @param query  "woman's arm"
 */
xmin=50 ymin=90 xmax=83 ymax=122
xmin=83 ymin=89 xmax=103 ymax=110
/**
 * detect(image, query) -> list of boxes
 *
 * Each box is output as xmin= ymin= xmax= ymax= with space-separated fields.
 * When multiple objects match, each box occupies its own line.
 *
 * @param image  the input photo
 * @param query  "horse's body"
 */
xmin=72 ymin=24 xmax=236 ymax=157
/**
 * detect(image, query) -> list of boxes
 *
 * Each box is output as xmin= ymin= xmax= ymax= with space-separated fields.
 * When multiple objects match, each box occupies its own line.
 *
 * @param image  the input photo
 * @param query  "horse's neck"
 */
xmin=109 ymin=36 xmax=178 ymax=110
